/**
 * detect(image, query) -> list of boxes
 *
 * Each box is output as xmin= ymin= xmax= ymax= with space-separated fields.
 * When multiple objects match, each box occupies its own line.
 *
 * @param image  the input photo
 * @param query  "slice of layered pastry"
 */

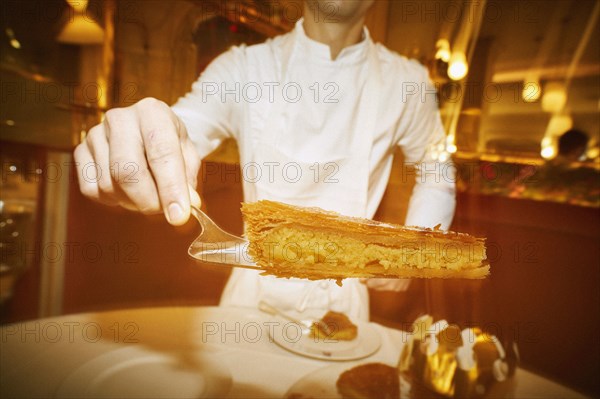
xmin=241 ymin=200 xmax=488 ymax=281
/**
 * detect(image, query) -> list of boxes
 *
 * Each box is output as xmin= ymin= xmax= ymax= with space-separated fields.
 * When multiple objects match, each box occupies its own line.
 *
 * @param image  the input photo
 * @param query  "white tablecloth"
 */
xmin=0 ymin=306 xmax=587 ymax=398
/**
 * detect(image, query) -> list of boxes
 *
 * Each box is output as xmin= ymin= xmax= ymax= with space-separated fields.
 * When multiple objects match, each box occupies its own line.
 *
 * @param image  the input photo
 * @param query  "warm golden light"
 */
xmin=6 ymin=28 xmax=21 ymax=49
xmin=66 ymin=0 xmax=88 ymax=13
xmin=540 ymin=113 xmax=574 ymax=159
xmin=448 ymin=52 xmax=468 ymax=81
xmin=540 ymin=136 xmax=556 ymax=159
xmin=57 ymin=0 xmax=103 ymax=45
xmin=545 ymin=113 xmax=573 ymax=137
xmin=541 ymin=146 xmax=555 ymax=159
xmin=446 ymin=135 xmax=457 ymax=154
xmin=522 ymin=80 xmax=542 ymax=102
xmin=57 ymin=14 xmax=104 ymax=45
xmin=587 ymin=146 xmax=599 ymax=160
xmin=541 ymin=82 xmax=567 ymax=113
xmin=435 ymin=39 xmax=451 ymax=63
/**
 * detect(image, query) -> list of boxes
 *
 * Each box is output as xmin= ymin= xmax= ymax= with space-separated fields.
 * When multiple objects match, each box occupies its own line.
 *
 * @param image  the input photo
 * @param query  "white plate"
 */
xmin=285 ymin=362 xmax=410 ymax=399
xmin=55 ymin=346 xmax=232 ymax=398
xmin=268 ymin=313 xmax=381 ymax=361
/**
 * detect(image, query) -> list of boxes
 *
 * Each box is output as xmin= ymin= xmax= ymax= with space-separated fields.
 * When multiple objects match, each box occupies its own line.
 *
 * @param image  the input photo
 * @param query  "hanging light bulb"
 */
xmin=438 ymin=151 xmax=450 ymax=163
xmin=540 ymin=136 xmax=556 ymax=159
xmin=446 ymin=135 xmax=457 ymax=154
xmin=66 ymin=0 xmax=88 ymax=13
xmin=540 ymin=144 xmax=556 ymax=159
xmin=5 ymin=28 xmax=21 ymax=49
xmin=545 ymin=113 xmax=573 ymax=137
xmin=586 ymin=143 xmax=599 ymax=160
xmin=435 ymin=39 xmax=451 ymax=63
xmin=522 ymin=78 xmax=542 ymax=102
xmin=540 ymin=113 xmax=573 ymax=159
xmin=541 ymin=82 xmax=567 ymax=113
xmin=448 ymin=52 xmax=468 ymax=81
xmin=57 ymin=0 xmax=104 ymax=45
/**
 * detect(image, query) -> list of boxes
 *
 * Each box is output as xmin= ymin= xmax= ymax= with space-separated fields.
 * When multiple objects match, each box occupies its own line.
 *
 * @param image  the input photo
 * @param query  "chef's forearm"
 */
xmin=170 ymin=47 xmax=244 ymax=160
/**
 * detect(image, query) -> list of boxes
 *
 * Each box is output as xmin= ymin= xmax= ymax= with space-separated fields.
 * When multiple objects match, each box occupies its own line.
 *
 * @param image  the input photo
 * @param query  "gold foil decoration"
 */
xmin=398 ymin=314 xmax=432 ymax=372
xmin=399 ymin=316 xmax=514 ymax=398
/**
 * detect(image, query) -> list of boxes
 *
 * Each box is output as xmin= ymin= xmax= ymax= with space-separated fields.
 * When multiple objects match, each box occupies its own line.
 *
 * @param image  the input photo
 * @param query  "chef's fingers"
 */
xmin=74 ymin=139 xmax=100 ymax=200
xmin=137 ymin=98 xmax=190 ymax=225
xmin=85 ymin=125 xmax=114 ymax=197
xmin=75 ymin=125 xmax=119 ymax=206
xmin=179 ymin=126 xmax=202 ymax=191
xmin=178 ymin=121 xmax=202 ymax=209
xmin=104 ymin=106 xmax=161 ymax=214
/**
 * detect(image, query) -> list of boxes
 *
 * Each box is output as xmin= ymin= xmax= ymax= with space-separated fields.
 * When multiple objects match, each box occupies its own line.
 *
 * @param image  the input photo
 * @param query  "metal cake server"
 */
xmin=187 ymin=206 xmax=260 ymax=269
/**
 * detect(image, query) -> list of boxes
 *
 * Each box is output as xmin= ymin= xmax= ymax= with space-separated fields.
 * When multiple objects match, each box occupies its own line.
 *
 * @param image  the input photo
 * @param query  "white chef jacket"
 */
xmin=172 ymin=19 xmax=456 ymax=321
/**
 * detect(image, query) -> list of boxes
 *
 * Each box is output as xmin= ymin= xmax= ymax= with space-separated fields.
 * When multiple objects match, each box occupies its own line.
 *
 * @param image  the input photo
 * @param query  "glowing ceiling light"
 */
xmin=66 ymin=0 xmax=88 ymax=13
xmin=446 ymin=135 xmax=457 ymax=154
xmin=435 ymin=39 xmax=451 ymax=62
xmin=438 ymin=151 xmax=450 ymax=163
xmin=448 ymin=52 xmax=468 ymax=81
xmin=57 ymin=0 xmax=104 ymax=45
xmin=541 ymin=146 xmax=556 ymax=159
xmin=541 ymin=82 xmax=567 ymax=113
xmin=587 ymin=146 xmax=599 ymax=159
xmin=540 ymin=136 xmax=556 ymax=159
xmin=5 ymin=28 xmax=21 ymax=49
xmin=540 ymin=113 xmax=573 ymax=159
xmin=522 ymin=79 xmax=542 ymax=102
xmin=545 ymin=113 xmax=573 ymax=137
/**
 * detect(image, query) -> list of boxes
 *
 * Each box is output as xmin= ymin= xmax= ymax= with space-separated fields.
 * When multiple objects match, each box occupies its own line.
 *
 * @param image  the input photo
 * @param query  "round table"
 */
xmin=0 ymin=306 xmax=586 ymax=398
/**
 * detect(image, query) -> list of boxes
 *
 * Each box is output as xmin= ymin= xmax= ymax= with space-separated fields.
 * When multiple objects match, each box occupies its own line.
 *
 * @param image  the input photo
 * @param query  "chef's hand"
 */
xmin=74 ymin=97 xmax=201 ymax=226
xmin=361 ymin=278 xmax=411 ymax=292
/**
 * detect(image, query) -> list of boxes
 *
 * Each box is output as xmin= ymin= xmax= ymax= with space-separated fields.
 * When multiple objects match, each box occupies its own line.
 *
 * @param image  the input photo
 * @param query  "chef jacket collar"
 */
xmin=294 ymin=18 xmax=371 ymax=65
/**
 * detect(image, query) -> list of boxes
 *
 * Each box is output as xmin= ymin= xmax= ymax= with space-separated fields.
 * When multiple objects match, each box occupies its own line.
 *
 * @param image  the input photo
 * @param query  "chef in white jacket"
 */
xmin=74 ymin=0 xmax=455 ymax=321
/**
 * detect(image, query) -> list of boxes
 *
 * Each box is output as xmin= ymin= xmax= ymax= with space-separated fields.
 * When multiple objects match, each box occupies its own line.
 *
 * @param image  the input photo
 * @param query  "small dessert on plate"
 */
xmin=242 ymin=200 xmax=488 ymax=282
xmin=336 ymin=363 xmax=399 ymax=399
xmin=309 ymin=311 xmax=358 ymax=341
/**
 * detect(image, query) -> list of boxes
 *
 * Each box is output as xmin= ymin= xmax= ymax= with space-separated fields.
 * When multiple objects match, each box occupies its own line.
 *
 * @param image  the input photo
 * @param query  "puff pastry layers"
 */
xmin=242 ymin=200 xmax=488 ymax=281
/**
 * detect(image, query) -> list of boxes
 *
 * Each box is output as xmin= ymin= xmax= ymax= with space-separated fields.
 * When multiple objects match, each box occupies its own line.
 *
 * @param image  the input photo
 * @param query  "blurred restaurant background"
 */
xmin=1 ymin=0 xmax=599 ymax=395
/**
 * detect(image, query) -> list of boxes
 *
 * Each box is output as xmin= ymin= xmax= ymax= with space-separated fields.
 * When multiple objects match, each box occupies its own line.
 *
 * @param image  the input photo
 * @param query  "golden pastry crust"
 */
xmin=309 ymin=311 xmax=358 ymax=341
xmin=336 ymin=363 xmax=400 ymax=399
xmin=242 ymin=200 xmax=489 ymax=281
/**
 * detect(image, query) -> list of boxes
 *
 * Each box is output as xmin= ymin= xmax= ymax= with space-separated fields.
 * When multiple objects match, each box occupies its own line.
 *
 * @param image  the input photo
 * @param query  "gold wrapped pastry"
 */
xmin=400 ymin=316 xmax=513 ymax=399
